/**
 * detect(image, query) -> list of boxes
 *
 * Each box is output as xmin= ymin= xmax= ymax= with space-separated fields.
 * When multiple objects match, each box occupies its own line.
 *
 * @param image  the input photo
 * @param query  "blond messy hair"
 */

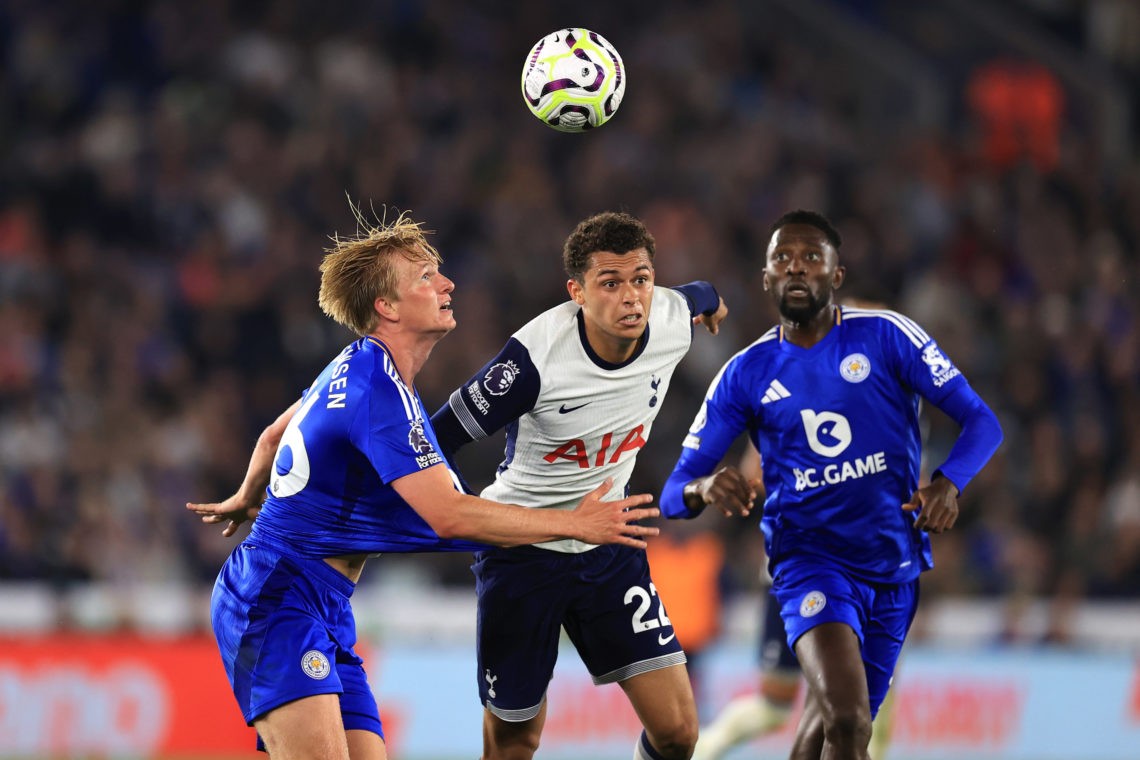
xmin=318 ymin=207 xmax=442 ymax=336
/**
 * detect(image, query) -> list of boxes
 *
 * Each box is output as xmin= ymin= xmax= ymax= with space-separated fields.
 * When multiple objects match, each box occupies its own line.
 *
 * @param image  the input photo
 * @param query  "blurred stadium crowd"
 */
xmin=0 ymin=0 xmax=1137 ymax=643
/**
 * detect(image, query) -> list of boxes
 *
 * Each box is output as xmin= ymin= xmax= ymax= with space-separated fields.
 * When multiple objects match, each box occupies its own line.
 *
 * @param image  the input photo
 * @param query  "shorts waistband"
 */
xmin=239 ymin=540 xmax=357 ymax=598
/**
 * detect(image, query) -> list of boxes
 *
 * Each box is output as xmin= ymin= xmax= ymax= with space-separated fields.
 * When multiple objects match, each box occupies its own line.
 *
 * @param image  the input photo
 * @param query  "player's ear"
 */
xmin=567 ymin=278 xmax=585 ymax=304
xmin=375 ymin=296 xmax=399 ymax=321
xmin=832 ymin=265 xmax=846 ymax=290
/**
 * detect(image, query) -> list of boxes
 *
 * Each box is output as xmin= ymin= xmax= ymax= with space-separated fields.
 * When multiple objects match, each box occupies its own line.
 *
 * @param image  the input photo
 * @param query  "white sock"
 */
xmin=693 ymin=695 xmax=792 ymax=760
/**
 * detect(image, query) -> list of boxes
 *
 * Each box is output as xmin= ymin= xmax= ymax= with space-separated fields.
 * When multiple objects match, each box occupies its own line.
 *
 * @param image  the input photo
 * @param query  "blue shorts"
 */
xmin=772 ymin=556 xmax=918 ymax=716
xmin=758 ymin=589 xmax=799 ymax=676
xmin=211 ymin=542 xmax=383 ymax=742
xmin=472 ymin=544 xmax=687 ymax=721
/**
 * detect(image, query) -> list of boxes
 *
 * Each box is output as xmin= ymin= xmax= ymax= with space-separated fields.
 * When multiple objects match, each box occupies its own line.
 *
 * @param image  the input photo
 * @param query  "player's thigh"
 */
xmin=255 ymin=693 xmax=350 ymax=760
xmin=563 ymin=545 xmax=687 ymax=684
xmin=483 ymin=699 xmax=547 ymax=758
xmin=793 ymin=621 xmax=869 ymax=715
xmin=473 ymin=549 xmax=569 ymax=717
xmin=619 ymin=663 xmax=698 ymax=739
xmin=347 ymin=729 xmax=387 ymax=760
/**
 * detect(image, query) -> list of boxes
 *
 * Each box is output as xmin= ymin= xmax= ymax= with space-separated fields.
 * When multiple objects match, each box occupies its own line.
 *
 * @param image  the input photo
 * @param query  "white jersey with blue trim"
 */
xmin=248 ymin=337 xmax=482 ymax=558
xmin=683 ymin=306 xmax=968 ymax=583
xmin=435 ymin=286 xmax=703 ymax=553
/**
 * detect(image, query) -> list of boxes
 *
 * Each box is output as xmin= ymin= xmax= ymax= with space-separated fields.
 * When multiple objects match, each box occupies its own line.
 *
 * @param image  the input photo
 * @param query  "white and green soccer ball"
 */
xmin=520 ymin=28 xmax=626 ymax=132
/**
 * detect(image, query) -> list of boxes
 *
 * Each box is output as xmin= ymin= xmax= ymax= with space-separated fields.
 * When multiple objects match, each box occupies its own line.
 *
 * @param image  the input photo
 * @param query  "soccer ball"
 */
xmin=520 ymin=28 xmax=626 ymax=132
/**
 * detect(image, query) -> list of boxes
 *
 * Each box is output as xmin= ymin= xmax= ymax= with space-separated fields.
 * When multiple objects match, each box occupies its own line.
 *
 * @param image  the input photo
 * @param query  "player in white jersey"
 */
xmin=431 ymin=211 xmax=728 ymax=760
xmin=188 ymin=211 xmax=661 ymax=760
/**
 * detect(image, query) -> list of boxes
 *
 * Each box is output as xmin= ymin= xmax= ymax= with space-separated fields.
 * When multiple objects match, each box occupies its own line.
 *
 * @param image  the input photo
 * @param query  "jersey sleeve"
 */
xmin=883 ymin=311 xmax=967 ymax=402
xmin=355 ymin=375 xmax=445 ymax=484
xmin=673 ymin=281 xmax=721 ymax=317
xmin=881 ymin=311 xmax=1003 ymax=493
xmin=430 ymin=337 xmax=541 ymax=457
xmin=661 ymin=356 xmax=754 ymax=518
xmin=927 ymin=383 xmax=1004 ymax=494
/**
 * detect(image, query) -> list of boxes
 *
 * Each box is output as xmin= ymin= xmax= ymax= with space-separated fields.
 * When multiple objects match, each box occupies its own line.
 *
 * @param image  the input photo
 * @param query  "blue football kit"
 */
xmin=662 ymin=306 xmax=1002 ymax=714
xmin=211 ymin=336 xmax=482 ymax=739
xmin=432 ymin=282 xmax=720 ymax=720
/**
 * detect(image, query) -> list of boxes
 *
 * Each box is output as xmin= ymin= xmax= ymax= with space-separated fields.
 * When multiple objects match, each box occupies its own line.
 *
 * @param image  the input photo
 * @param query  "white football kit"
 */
xmin=433 ymin=283 xmax=719 ymax=552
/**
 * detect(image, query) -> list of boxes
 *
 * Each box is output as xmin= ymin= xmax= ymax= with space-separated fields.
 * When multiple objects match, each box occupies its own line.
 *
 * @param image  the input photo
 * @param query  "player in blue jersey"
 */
xmin=187 ymin=212 xmax=661 ymax=760
xmin=430 ymin=211 xmax=728 ymax=760
xmin=661 ymin=210 xmax=1003 ymax=760
xmin=693 ymin=446 xmax=895 ymax=760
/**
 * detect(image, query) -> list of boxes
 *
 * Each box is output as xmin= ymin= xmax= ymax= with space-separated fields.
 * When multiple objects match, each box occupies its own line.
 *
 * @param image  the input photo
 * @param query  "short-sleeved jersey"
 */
xmin=249 ymin=337 xmax=483 ymax=558
xmin=680 ymin=307 xmax=969 ymax=584
xmin=432 ymin=284 xmax=717 ymax=553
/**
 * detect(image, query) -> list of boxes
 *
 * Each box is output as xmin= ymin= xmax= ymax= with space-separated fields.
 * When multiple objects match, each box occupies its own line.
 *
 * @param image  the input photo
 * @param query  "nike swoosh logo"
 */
xmin=657 ymin=632 xmax=676 ymax=645
xmin=558 ymin=403 xmax=590 ymax=414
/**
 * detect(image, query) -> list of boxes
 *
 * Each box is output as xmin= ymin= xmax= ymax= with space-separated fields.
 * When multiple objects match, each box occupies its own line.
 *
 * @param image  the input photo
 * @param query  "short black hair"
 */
xmin=563 ymin=211 xmax=656 ymax=280
xmin=769 ymin=209 xmax=842 ymax=250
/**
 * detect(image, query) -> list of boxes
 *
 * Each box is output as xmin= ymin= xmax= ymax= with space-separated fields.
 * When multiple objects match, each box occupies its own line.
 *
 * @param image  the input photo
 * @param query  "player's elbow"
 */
xmin=981 ymin=403 xmax=1004 ymax=451
xmin=424 ymin=511 xmax=467 ymax=541
xmin=256 ymin=425 xmax=284 ymax=455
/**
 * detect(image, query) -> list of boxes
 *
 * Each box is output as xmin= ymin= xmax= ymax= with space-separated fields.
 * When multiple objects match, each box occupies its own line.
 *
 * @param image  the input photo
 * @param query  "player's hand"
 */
xmin=688 ymin=466 xmax=760 ymax=518
xmin=186 ymin=494 xmax=261 ymax=538
xmin=573 ymin=477 xmax=659 ymax=549
xmin=693 ymin=297 xmax=729 ymax=335
xmin=902 ymin=475 xmax=960 ymax=533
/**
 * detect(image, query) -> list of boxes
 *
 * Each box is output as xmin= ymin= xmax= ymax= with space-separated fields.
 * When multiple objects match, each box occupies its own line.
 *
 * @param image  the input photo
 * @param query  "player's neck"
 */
xmin=586 ymin=329 xmax=641 ymax=364
xmin=368 ymin=330 xmax=440 ymax=387
xmin=781 ymin=304 xmax=837 ymax=348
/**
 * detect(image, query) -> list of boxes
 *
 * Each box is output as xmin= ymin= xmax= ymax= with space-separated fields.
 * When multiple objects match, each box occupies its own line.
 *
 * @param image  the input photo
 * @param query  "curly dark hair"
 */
xmin=769 ymin=209 xmax=842 ymax=250
xmin=562 ymin=211 xmax=656 ymax=281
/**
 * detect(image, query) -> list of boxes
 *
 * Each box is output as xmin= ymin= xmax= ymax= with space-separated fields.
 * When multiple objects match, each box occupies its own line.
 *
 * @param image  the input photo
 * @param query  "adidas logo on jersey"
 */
xmin=761 ymin=379 xmax=791 ymax=404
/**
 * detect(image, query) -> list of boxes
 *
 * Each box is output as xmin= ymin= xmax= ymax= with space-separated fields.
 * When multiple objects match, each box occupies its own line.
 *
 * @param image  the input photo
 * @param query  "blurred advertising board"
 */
xmin=373 ymin=643 xmax=1140 ymax=760
xmin=0 ymin=634 xmax=257 ymax=756
xmin=0 ymin=633 xmax=1135 ymax=759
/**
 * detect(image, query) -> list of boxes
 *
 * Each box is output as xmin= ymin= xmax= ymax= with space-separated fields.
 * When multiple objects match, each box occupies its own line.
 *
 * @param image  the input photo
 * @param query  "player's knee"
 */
xmin=485 ymin=721 xmax=542 ymax=759
xmin=650 ymin=714 xmax=699 ymax=759
xmin=821 ymin=704 xmax=872 ymax=749
xmin=484 ymin=735 xmax=541 ymax=760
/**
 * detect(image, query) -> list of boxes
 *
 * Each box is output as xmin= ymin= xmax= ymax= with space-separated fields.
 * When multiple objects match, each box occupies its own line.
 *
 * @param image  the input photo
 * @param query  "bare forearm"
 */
xmin=236 ymin=400 xmax=301 ymax=506
xmin=432 ymin=495 xmax=571 ymax=547
xmin=395 ymin=468 xmax=656 ymax=548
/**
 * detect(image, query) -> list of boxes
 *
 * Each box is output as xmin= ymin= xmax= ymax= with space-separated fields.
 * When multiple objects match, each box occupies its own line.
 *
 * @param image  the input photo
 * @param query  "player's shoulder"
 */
xmin=513 ymin=301 xmax=577 ymax=343
xmin=655 ymin=285 xmax=691 ymax=309
xmin=353 ymin=338 xmax=417 ymax=403
xmin=718 ymin=326 xmax=781 ymax=379
xmin=840 ymin=306 xmax=932 ymax=348
xmin=733 ymin=325 xmax=782 ymax=361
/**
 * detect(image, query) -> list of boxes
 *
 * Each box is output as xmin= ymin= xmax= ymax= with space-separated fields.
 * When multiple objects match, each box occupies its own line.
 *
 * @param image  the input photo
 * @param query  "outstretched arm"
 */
xmin=186 ymin=399 xmax=302 ymax=537
xmin=393 ymin=466 xmax=660 ymax=548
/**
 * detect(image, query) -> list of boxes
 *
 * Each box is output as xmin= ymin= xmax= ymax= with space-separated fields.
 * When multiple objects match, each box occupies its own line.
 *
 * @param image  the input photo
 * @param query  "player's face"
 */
xmin=762 ymin=224 xmax=844 ymax=324
xmin=389 ymin=251 xmax=456 ymax=336
xmin=567 ymin=248 xmax=655 ymax=364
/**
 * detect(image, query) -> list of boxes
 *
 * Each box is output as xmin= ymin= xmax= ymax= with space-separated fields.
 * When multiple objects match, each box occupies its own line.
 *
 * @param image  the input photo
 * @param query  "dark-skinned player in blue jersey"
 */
xmin=661 ymin=210 xmax=1003 ymax=760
